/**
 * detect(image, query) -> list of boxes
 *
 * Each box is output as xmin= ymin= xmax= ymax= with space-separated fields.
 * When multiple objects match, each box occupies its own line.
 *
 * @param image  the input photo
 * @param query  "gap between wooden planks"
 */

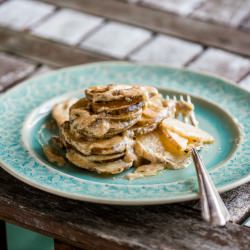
xmin=40 ymin=0 xmax=250 ymax=57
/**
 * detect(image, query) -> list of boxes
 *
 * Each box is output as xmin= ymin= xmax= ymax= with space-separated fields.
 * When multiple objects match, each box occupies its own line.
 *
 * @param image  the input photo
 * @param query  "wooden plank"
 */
xmin=54 ymin=240 xmax=82 ymax=250
xmin=241 ymin=15 xmax=250 ymax=31
xmin=239 ymin=74 xmax=250 ymax=91
xmin=0 ymin=169 xmax=250 ymax=250
xmin=129 ymin=34 xmax=203 ymax=66
xmin=116 ymin=0 xmax=139 ymax=3
xmin=81 ymin=21 xmax=152 ymax=59
xmin=0 ymin=0 xmax=55 ymax=31
xmin=192 ymin=0 xmax=250 ymax=27
xmin=141 ymin=0 xmax=204 ymax=16
xmin=0 ymin=53 xmax=36 ymax=91
xmin=41 ymin=0 xmax=250 ymax=57
xmin=33 ymin=9 xmax=104 ymax=45
xmin=0 ymin=220 xmax=7 ymax=250
xmin=0 ymin=28 xmax=110 ymax=68
xmin=221 ymin=182 xmax=250 ymax=223
xmin=188 ymin=48 xmax=250 ymax=82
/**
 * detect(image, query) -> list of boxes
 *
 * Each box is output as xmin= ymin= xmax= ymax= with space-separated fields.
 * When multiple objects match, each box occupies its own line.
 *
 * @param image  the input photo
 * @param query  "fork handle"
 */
xmin=191 ymin=148 xmax=230 ymax=226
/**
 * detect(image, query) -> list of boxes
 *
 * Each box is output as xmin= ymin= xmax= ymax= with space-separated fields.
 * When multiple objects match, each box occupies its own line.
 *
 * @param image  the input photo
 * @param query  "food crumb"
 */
xmin=125 ymin=164 xmax=165 ymax=180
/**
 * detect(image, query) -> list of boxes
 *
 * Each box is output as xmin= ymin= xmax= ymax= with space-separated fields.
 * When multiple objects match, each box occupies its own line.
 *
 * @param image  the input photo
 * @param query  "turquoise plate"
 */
xmin=0 ymin=62 xmax=249 ymax=205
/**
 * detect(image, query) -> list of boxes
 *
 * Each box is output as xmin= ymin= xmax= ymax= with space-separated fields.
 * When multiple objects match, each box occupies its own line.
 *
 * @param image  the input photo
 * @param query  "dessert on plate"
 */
xmin=44 ymin=84 xmax=214 ymax=179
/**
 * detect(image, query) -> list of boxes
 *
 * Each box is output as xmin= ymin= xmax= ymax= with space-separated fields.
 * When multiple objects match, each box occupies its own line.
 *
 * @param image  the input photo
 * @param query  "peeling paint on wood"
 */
xmin=40 ymin=0 xmax=250 ymax=57
xmin=33 ymin=9 xmax=104 ymax=45
xmin=0 ymin=0 xmax=55 ymax=31
xmin=192 ymin=0 xmax=250 ymax=27
xmin=188 ymin=48 xmax=250 ymax=82
xmin=241 ymin=15 xmax=250 ymax=31
xmin=141 ymin=0 xmax=204 ymax=16
xmin=81 ymin=21 xmax=152 ymax=59
xmin=0 ymin=53 xmax=36 ymax=91
xmin=130 ymin=34 xmax=203 ymax=66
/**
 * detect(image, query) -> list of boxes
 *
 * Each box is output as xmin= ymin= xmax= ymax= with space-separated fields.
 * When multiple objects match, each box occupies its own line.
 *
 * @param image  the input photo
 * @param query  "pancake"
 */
xmin=67 ymin=149 xmax=125 ymax=163
xmin=60 ymin=123 xmax=133 ymax=155
xmin=66 ymin=148 xmax=133 ymax=174
xmin=69 ymin=109 xmax=142 ymax=139
xmin=85 ymin=84 xmax=144 ymax=103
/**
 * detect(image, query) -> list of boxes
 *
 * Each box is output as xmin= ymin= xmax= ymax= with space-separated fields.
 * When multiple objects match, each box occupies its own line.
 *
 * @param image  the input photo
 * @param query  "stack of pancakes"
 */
xmin=58 ymin=85 xmax=158 ymax=174
xmin=55 ymin=84 xmax=176 ymax=174
xmin=48 ymin=84 xmax=214 ymax=178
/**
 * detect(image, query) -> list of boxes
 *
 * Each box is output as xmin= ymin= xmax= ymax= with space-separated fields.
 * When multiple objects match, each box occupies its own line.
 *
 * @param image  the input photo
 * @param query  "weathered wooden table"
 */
xmin=0 ymin=0 xmax=249 ymax=249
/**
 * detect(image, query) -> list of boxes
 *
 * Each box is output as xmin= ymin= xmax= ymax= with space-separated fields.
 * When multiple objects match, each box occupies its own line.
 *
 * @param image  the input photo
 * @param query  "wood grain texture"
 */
xmin=54 ymin=240 xmax=82 ymax=250
xmin=221 ymin=182 xmax=250 ymax=223
xmin=190 ymin=182 xmax=250 ymax=224
xmin=0 ymin=53 xmax=36 ymax=91
xmin=116 ymin=0 xmax=139 ymax=3
xmin=0 ymin=28 xmax=110 ymax=67
xmin=41 ymin=0 xmax=250 ymax=57
xmin=192 ymin=0 xmax=250 ymax=27
xmin=0 ymin=220 xmax=7 ymax=250
xmin=0 ymin=168 xmax=250 ymax=250
xmin=241 ymin=15 xmax=250 ymax=31
xmin=188 ymin=48 xmax=250 ymax=82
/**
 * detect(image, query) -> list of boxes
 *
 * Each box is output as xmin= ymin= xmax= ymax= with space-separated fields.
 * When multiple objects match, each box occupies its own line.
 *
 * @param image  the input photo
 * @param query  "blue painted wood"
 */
xmin=6 ymin=223 xmax=53 ymax=250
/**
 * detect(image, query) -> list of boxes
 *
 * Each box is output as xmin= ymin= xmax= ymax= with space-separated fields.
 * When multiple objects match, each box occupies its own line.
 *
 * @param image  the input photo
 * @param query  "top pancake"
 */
xmin=85 ymin=84 xmax=144 ymax=103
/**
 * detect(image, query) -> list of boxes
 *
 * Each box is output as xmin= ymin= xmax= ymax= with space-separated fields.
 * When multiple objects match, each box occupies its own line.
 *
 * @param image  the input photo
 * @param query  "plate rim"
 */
xmin=0 ymin=159 xmax=249 ymax=205
xmin=0 ymin=61 xmax=249 ymax=205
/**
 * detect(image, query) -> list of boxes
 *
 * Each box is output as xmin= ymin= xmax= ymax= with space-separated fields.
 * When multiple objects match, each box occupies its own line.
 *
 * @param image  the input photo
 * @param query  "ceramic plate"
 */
xmin=0 ymin=62 xmax=249 ymax=205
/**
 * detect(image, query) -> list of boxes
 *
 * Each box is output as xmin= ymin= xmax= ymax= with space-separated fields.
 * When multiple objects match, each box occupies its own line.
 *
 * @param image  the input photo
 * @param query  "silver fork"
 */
xmin=171 ymin=95 xmax=230 ymax=226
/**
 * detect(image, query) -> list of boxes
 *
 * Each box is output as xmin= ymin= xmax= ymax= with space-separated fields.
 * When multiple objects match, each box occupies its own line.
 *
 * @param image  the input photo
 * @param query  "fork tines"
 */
xmin=166 ymin=94 xmax=199 ymax=127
